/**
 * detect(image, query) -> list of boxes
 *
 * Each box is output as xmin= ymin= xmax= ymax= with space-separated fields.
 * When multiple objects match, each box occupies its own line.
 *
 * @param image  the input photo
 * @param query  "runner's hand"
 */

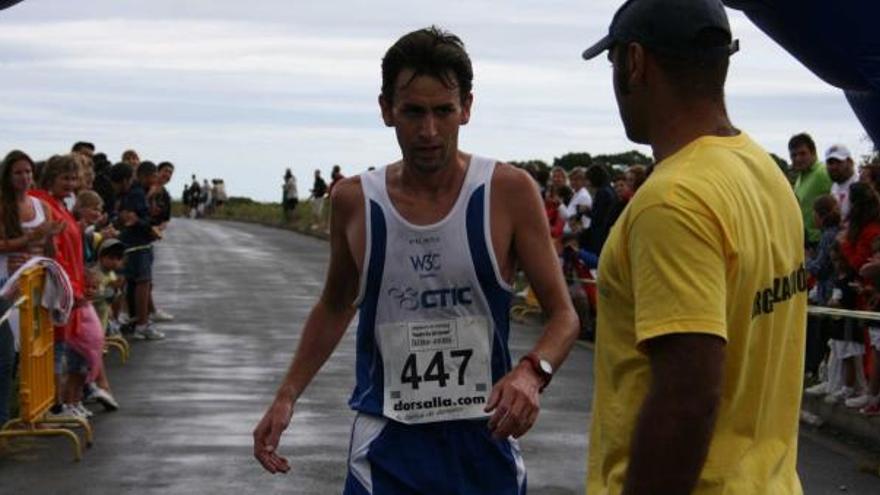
xmin=485 ymin=363 xmax=542 ymax=439
xmin=253 ymin=397 xmax=294 ymax=474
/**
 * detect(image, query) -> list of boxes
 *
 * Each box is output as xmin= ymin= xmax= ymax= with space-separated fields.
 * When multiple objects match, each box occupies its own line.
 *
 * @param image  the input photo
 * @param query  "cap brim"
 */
xmin=582 ymin=35 xmax=614 ymax=60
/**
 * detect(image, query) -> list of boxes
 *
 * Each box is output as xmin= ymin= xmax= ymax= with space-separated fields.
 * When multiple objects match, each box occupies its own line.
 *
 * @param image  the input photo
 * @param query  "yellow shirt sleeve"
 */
xmin=628 ymin=203 xmax=728 ymax=345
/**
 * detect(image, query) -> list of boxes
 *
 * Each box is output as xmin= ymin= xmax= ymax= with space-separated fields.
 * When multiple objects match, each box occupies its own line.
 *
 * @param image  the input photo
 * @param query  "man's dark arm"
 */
xmin=623 ymin=333 xmax=725 ymax=495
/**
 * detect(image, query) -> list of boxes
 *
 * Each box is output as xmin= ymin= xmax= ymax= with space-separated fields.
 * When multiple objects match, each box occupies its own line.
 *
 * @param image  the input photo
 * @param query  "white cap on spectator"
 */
xmin=825 ymin=144 xmax=852 ymax=161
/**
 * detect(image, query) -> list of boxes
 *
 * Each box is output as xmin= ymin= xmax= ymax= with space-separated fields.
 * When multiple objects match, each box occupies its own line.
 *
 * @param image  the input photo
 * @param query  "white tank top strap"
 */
xmin=22 ymin=196 xmax=46 ymax=229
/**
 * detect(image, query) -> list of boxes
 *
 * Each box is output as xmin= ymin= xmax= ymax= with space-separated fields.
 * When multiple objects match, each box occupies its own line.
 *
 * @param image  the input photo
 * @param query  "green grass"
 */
xmin=173 ymin=198 xmax=329 ymax=237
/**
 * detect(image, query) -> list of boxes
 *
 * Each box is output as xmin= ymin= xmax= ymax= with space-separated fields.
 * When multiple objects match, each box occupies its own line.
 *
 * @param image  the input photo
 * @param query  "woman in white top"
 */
xmin=0 ymin=150 xmax=63 ymax=424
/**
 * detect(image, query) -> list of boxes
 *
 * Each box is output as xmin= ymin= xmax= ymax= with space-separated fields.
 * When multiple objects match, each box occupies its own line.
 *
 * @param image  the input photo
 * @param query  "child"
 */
xmin=823 ymin=243 xmax=867 ymax=404
xmin=804 ymin=195 xmax=840 ymax=385
xmin=91 ymin=239 xmax=126 ymax=333
xmin=73 ymin=192 xmax=119 ymax=412
xmin=851 ymin=237 xmax=880 ymax=414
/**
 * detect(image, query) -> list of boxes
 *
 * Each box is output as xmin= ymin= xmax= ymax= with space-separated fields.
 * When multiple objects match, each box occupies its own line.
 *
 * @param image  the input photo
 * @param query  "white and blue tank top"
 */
xmin=349 ymin=155 xmax=514 ymax=424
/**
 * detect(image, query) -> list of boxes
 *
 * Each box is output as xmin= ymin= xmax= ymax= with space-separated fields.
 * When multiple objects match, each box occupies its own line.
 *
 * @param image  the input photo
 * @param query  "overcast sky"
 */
xmin=0 ymin=0 xmax=870 ymax=201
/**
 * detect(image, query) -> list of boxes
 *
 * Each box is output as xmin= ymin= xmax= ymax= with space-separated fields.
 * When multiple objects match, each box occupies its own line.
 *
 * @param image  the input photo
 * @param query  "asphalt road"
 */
xmin=1 ymin=218 xmax=878 ymax=494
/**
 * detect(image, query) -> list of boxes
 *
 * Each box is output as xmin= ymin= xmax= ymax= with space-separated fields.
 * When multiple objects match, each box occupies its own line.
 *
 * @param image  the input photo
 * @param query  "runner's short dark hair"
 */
xmin=788 ymin=133 xmax=816 ymax=154
xmin=381 ymin=26 xmax=473 ymax=105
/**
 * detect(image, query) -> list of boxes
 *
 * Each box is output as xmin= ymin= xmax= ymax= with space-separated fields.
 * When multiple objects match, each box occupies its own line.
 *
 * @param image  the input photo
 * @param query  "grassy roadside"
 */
xmin=172 ymin=198 xmax=329 ymax=239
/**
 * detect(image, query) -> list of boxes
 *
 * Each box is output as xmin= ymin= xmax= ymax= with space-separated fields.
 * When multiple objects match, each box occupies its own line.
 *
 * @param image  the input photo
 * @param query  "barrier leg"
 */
xmin=35 ymin=416 xmax=93 ymax=448
xmin=0 ymin=424 xmax=83 ymax=461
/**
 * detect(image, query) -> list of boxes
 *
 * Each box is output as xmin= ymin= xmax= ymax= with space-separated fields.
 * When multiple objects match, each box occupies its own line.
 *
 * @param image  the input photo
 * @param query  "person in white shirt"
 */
xmin=560 ymin=167 xmax=592 ymax=232
xmin=827 ymin=144 xmax=857 ymax=220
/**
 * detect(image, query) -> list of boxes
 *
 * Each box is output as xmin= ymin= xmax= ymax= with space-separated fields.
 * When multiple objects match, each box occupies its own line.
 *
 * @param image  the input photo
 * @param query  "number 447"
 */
xmin=400 ymin=349 xmax=473 ymax=390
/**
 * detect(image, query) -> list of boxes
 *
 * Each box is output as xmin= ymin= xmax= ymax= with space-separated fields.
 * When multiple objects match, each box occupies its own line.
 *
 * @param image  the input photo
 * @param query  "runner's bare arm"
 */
xmin=622 ymin=333 xmax=725 ymax=495
xmin=485 ymin=165 xmax=578 ymax=439
xmin=253 ymin=178 xmax=364 ymax=474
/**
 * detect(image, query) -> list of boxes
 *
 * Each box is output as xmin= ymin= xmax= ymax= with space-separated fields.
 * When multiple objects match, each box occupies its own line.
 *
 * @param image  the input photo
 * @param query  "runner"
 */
xmin=254 ymin=26 xmax=578 ymax=494
xmin=582 ymin=1 xmax=806 ymax=493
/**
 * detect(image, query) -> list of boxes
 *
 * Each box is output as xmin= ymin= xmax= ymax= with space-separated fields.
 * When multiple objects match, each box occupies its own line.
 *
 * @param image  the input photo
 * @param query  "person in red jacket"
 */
xmin=30 ymin=154 xmax=100 ymax=419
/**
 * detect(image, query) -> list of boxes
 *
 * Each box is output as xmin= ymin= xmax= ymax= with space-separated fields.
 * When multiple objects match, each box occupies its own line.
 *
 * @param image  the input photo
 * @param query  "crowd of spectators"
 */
xmin=790 ymin=132 xmax=880 ymax=417
xmin=0 ymin=141 xmax=176 ymax=428
xmin=521 ymin=161 xmax=648 ymax=340
xmin=279 ymin=164 xmax=345 ymax=232
xmin=182 ymin=175 xmax=226 ymax=218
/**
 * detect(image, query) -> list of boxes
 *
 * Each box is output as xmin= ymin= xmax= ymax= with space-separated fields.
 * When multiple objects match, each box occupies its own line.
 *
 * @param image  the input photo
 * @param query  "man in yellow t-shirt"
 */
xmin=581 ymin=0 xmax=806 ymax=493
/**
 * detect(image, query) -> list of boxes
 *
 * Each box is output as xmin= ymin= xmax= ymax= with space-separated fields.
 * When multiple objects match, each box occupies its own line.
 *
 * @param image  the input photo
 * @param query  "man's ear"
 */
xmin=627 ymin=42 xmax=646 ymax=91
xmin=460 ymin=92 xmax=474 ymax=126
xmin=379 ymin=94 xmax=393 ymax=127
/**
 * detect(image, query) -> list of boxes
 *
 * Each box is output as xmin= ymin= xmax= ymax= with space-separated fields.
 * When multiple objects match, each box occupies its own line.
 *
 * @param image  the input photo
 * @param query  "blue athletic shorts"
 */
xmin=343 ymin=413 xmax=527 ymax=495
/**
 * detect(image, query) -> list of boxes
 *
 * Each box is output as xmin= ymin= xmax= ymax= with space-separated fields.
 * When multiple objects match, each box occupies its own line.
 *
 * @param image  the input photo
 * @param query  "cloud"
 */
xmin=0 ymin=1 xmax=870 ymax=201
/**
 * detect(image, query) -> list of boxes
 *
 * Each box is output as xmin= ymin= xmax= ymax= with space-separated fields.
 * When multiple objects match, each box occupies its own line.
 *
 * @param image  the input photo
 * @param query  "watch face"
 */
xmin=539 ymin=359 xmax=553 ymax=375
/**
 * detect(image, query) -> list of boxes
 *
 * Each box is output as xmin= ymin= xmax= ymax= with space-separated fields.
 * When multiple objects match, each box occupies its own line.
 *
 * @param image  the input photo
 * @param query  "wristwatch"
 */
xmin=519 ymin=352 xmax=554 ymax=392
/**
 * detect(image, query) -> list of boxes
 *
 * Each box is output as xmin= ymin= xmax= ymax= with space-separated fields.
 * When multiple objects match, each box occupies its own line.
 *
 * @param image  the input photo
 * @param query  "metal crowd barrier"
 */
xmin=0 ymin=265 xmax=93 ymax=461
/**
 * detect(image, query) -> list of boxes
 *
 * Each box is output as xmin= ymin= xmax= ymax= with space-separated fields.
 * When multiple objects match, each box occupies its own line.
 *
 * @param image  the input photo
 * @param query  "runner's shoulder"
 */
xmin=490 ymin=162 xmax=540 ymax=205
xmin=329 ymin=175 xmax=364 ymax=214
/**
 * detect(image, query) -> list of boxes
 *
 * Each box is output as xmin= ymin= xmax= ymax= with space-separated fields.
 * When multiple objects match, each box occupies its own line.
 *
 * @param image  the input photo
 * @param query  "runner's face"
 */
xmin=10 ymin=160 xmax=33 ymax=193
xmin=381 ymin=69 xmax=472 ymax=173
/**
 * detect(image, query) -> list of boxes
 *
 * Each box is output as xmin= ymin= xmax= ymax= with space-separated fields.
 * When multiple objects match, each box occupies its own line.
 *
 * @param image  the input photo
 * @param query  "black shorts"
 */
xmin=124 ymin=246 xmax=154 ymax=283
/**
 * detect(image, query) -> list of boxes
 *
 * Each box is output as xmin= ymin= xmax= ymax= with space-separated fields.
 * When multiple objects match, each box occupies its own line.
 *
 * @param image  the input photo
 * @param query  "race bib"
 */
xmin=378 ymin=315 xmax=493 ymax=424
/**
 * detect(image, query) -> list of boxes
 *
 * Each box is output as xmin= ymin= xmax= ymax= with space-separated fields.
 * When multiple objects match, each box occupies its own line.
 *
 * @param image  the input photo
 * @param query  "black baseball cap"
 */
xmin=582 ymin=0 xmax=739 ymax=60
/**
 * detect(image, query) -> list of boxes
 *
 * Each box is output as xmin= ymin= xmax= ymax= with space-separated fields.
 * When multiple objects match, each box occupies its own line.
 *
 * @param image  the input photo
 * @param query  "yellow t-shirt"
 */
xmin=587 ymin=133 xmax=806 ymax=494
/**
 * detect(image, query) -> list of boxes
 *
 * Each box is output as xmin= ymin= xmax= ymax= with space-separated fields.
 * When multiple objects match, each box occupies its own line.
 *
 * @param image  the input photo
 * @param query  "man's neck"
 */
xmin=649 ymin=101 xmax=737 ymax=163
xmin=397 ymin=151 xmax=470 ymax=197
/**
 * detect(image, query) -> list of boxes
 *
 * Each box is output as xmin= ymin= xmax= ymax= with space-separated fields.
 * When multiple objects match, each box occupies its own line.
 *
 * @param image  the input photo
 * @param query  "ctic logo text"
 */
xmin=388 ymin=286 xmax=473 ymax=310
xmin=410 ymin=253 xmax=441 ymax=277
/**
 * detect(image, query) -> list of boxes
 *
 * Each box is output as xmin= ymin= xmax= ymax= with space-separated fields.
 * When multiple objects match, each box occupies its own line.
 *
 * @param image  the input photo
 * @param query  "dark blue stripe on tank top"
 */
xmin=466 ymin=185 xmax=512 ymax=383
xmin=348 ymin=200 xmax=386 ymax=414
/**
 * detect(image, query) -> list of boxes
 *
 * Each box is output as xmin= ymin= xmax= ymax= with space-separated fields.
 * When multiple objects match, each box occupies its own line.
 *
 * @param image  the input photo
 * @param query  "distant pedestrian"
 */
xmin=310 ymin=169 xmax=327 ymax=229
xmin=282 ymin=168 xmax=298 ymax=223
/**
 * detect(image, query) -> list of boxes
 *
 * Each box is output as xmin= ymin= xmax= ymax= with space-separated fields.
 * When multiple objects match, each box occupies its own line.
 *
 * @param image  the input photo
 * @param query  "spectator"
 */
xmin=822 ymin=243 xmax=868 ymax=404
xmin=0 ymin=299 xmax=14 ymax=427
xmin=825 ymin=182 xmax=880 ymax=404
xmin=148 ymin=162 xmax=174 ymax=323
xmin=549 ymin=166 xmax=568 ymax=190
xmin=579 ymin=164 xmax=618 ymax=256
xmin=0 ymin=150 xmax=63 ymax=423
xmin=804 ymin=195 xmax=841 ymax=378
xmin=109 ymin=162 xmax=134 ymax=222
xmin=826 ymin=144 xmax=858 ymax=219
xmin=327 ymin=164 xmax=344 ymax=196
xmin=188 ymin=175 xmax=201 ymax=218
xmin=560 ymin=167 xmax=592 ymax=231
xmin=151 ymin=162 xmax=174 ymax=231
xmin=121 ymin=149 xmax=140 ymax=168
xmin=624 ymin=164 xmax=648 ymax=195
xmin=282 ymin=168 xmax=298 ymax=223
xmin=200 ymin=179 xmax=211 ymax=217
xmin=71 ymin=141 xmax=95 ymax=158
xmin=790 ymin=132 xmax=833 ymax=246
xmin=30 ymin=155 xmax=95 ymax=419
xmin=74 ymin=191 xmax=119 ymax=412
xmin=118 ymin=162 xmax=163 ymax=340
xmin=310 ymin=169 xmax=328 ymax=229
xmin=854 ymin=238 xmax=880 ymax=414
xmin=213 ymin=179 xmax=227 ymax=213
xmin=92 ymin=153 xmax=115 ymax=216
xmin=560 ymin=232 xmax=598 ymax=341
